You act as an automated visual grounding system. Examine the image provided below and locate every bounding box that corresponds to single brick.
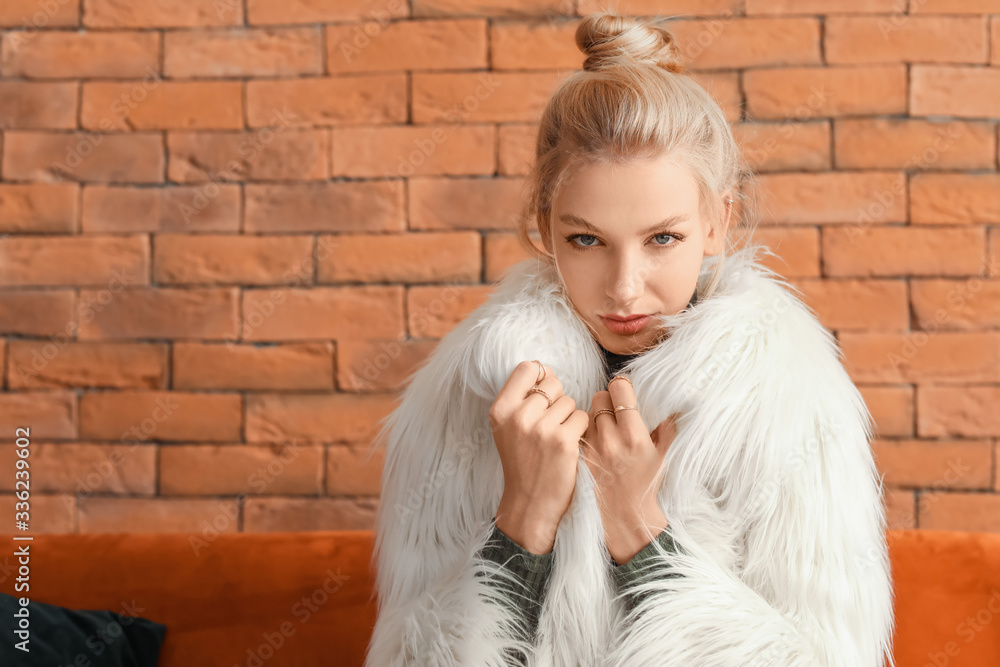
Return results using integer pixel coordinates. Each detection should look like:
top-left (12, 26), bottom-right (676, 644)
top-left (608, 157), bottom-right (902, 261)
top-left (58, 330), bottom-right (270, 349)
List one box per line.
top-left (733, 121), bottom-right (831, 172)
top-left (246, 393), bottom-right (398, 443)
top-left (245, 181), bottom-right (405, 233)
top-left (825, 16), bottom-right (988, 64)
top-left (247, 0), bottom-right (408, 24)
top-left (79, 390), bottom-right (242, 441)
top-left (911, 65), bottom-right (1000, 119)
top-left (240, 286), bottom-right (405, 340)
top-left (327, 19), bottom-right (487, 73)
top-left (910, 173), bottom-right (1000, 224)
top-left (247, 75), bottom-right (406, 127)
top-left (745, 66), bottom-right (906, 119)
top-left (76, 287), bottom-right (239, 340)
top-left (1, 29), bottom-right (160, 78)
top-left (84, 0), bottom-right (241, 27)
top-left (412, 71), bottom-right (563, 123)
top-left (2, 131), bottom-right (165, 183)
top-left (840, 332), bottom-right (1000, 384)
top-left (317, 232), bottom-right (481, 283)
top-left (788, 278), bottom-right (908, 330)
top-left (0, 235), bottom-right (149, 287)
top-left (409, 176), bottom-right (525, 230)
top-left (822, 226), bottom-right (985, 277)
top-left (7, 341), bottom-right (167, 389)
top-left (0, 183), bottom-right (79, 233)
top-left (160, 444), bottom-right (324, 495)
top-left (82, 81), bottom-right (243, 131)
top-left (331, 124), bottom-right (495, 178)
top-left (0, 0), bottom-right (79, 27)
top-left (173, 342), bottom-right (334, 390)
top-left (834, 119), bottom-right (995, 171)
top-left (167, 129), bottom-right (329, 182)
top-left (0, 390), bottom-right (77, 439)
top-left (165, 27), bottom-right (323, 77)
top-left (755, 172), bottom-right (907, 225)
top-left (0, 81), bottom-right (77, 129)
top-left (82, 185), bottom-right (241, 233)
top-left (153, 234), bottom-right (314, 285)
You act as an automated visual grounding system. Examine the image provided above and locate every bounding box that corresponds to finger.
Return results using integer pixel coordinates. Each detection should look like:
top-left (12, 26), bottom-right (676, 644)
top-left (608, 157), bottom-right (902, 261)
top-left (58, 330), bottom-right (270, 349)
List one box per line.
top-left (498, 360), bottom-right (548, 404)
top-left (652, 413), bottom-right (680, 449)
top-left (590, 390), bottom-right (615, 433)
top-left (540, 394), bottom-right (577, 427)
top-left (523, 371), bottom-right (565, 417)
top-left (607, 376), bottom-right (646, 440)
top-left (561, 408), bottom-right (590, 436)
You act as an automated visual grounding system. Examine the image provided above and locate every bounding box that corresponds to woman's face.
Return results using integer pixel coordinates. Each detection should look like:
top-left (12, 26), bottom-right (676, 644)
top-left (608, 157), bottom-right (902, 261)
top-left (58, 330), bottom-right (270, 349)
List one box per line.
top-left (544, 154), bottom-right (731, 355)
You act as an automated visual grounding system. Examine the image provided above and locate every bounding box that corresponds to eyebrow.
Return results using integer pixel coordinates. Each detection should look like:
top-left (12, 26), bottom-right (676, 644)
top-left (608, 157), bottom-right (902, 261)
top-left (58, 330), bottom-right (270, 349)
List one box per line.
top-left (559, 212), bottom-right (690, 236)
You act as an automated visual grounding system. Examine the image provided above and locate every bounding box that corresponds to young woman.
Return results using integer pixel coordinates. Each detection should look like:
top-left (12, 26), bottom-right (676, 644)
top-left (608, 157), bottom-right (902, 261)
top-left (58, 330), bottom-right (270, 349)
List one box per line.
top-left (365, 12), bottom-right (896, 667)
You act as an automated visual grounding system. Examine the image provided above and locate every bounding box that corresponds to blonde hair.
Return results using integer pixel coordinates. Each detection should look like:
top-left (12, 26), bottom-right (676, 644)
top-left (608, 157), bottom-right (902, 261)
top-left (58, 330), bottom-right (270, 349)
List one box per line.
top-left (516, 12), bottom-right (760, 301)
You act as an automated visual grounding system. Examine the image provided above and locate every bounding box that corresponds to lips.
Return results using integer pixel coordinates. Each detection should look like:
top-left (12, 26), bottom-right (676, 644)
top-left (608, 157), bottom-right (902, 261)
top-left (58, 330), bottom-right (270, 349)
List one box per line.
top-left (604, 314), bottom-right (649, 322)
top-left (600, 314), bottom-right (652, 335)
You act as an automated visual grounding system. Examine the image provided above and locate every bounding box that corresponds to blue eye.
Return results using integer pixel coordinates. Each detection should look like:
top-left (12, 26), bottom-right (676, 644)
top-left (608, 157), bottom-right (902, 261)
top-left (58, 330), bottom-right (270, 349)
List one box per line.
top-left (570, 234), bottom-right (599, 248)
top-left (652, 234), bottom-right (677, 246)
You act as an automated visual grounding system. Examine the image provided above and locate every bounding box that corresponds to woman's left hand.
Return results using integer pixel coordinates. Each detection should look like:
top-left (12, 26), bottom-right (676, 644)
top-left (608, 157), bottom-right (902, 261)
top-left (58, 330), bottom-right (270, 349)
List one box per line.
top-left (581, 376), bottom-right (680, 564)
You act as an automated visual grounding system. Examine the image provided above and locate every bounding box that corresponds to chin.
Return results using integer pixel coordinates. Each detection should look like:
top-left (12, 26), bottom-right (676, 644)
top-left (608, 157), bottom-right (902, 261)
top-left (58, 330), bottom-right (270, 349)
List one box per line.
top-left (602, 336), bottom-right (648, 355)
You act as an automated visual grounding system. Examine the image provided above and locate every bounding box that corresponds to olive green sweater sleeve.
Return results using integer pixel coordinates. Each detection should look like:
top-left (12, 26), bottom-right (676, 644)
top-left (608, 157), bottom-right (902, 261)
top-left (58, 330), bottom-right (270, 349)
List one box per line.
top-left (610, 527), bottom-right (683, 615)
top-left (478, 521), bottom-right (681, 661)
top-left (478, 518), bottom-right (554, 665)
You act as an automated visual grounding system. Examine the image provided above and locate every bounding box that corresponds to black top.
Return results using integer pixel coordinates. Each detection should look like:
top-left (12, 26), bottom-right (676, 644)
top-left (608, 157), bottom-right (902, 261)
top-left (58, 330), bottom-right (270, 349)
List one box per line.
top-left (599, 344), bottom-right (641, 379)
top-left (597, 288), bottom-right (700, 379)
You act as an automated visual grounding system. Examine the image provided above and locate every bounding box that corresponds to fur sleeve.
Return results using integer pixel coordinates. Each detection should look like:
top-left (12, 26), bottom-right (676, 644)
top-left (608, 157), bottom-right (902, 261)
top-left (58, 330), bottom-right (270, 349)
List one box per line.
top-left (607, 281), bottom-right (897, 667)
top-left (605, 413), bottom-right (897, 667)
top-left (363, 312), bottom-right (542, 666)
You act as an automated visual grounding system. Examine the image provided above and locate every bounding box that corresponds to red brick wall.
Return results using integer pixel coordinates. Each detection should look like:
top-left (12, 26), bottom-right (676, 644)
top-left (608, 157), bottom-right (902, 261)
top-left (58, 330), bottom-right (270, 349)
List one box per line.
top-left (0, 0), bottom-right (997, 535)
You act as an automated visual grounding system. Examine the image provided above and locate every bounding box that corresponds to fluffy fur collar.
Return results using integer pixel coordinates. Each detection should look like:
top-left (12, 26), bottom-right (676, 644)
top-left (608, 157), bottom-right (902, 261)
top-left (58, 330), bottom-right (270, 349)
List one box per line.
top-left (366, 245), bottom-right (896, 667)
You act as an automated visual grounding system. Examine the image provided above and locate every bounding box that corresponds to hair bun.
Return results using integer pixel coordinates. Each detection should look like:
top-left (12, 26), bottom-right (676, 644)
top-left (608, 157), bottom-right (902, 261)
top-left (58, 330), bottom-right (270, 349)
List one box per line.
top-left (576, 13), bottom-right (684, 74)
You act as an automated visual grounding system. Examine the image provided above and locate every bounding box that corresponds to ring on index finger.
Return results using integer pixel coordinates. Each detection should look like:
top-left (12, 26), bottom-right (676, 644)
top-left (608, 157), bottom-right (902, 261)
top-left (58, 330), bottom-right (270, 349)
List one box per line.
top-left (608, 376), bottom-right (642, 429)
top-left (533, 360), bottom-right (546, 385)
top-left (593, 408), bottom-right (615, 425)
top-left (526, 385), bottom-right (554, 408)
top-left (609, 375), bottom-right (632, 389)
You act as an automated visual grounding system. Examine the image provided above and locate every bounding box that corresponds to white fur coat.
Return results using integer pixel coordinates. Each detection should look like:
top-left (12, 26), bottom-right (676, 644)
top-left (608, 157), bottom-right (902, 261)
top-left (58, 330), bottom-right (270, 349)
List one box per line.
top-left (364, 245), bottom-right (897, 667)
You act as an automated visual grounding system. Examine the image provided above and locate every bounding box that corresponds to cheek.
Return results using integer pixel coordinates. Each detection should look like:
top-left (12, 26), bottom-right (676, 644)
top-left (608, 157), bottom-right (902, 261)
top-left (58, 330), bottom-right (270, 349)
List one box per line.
top-left (645, 251), bottom-right (690, 280)
top-left (554, 254), bottom-right (599, 303)
top-left (661, 241), bottom-right (704, 274)
top-left (646, 252), bottom-right (701, 296)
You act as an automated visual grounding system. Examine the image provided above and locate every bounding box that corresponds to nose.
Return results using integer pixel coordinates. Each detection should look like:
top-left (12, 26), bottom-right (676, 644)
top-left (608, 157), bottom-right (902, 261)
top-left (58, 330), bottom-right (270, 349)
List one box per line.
top-left (605, 251), bottom-right (645, 308)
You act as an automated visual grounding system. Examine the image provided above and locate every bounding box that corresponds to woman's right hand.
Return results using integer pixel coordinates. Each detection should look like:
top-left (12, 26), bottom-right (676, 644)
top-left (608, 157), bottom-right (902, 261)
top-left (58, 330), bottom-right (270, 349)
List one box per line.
top-left (488, 360), bottom-right (591, 555)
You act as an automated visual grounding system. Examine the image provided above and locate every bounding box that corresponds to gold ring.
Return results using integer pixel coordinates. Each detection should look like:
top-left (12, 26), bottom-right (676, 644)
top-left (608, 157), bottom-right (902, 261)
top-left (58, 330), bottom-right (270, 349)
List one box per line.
top-left (526, 386), bottom-right (554, 408)
top-left (533, 360), bottom-right (546, 385)
top-left (613, 404), bottom-right (637, 413)
top-left (593, 409), bottom-right (615, 423)
top-left (609, 375), bottom-right (633, 389)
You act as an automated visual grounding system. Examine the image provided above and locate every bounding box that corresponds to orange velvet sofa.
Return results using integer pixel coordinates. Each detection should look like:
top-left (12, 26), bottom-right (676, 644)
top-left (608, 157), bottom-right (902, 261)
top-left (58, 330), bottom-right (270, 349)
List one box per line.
top-left (2, 529), bottom-right (999, 666)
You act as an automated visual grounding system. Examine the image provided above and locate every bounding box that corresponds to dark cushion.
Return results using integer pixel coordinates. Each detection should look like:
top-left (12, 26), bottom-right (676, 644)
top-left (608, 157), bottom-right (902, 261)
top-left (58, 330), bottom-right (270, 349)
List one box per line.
top-left (0, 593), bottom-right (166, 666)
